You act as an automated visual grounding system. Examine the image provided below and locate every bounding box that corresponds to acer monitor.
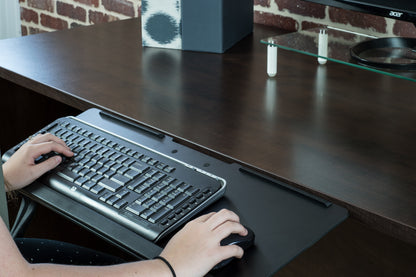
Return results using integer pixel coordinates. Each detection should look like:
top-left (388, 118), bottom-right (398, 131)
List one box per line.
top-left (303, 0), bottom-right (416, 70)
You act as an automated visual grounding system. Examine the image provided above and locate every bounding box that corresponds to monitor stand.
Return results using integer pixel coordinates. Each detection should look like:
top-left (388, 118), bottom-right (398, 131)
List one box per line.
top-left (261, 25), bottom-right (416, 82)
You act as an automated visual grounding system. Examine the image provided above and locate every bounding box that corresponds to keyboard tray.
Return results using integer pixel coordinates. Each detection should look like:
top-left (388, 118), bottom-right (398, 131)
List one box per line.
top-left (3, 108), bottom-right (348, 276)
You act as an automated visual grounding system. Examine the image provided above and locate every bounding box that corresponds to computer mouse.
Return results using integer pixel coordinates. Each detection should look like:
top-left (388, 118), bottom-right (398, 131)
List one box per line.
top-left (35, 151), bottom-right (71, 164)
top-left (212, 226), bottom-right (255, 271)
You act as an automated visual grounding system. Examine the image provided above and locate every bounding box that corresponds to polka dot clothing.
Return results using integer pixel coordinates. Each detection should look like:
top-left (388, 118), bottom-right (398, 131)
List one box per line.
top-left (15, 238), bottom-right (125, 265)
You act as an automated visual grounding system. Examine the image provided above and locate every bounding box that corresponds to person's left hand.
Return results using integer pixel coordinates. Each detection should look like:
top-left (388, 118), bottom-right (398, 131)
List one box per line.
top-left (2, 133), bottom-right (73, 191)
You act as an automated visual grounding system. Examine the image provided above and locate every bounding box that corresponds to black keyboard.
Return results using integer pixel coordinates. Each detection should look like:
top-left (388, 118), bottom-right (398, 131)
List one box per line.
top-left (8, 116), bottom-right (226, 241)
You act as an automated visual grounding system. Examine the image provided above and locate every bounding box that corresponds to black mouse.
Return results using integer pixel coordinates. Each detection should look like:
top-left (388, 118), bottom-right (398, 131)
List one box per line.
top-left (34, 151), bottom-right (71, 164)
top-left (212, 226), bottom-right (255, 270)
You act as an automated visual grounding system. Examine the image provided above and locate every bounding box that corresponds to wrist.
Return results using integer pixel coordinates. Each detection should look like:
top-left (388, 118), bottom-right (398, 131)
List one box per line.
top-left (154, 256), bottom-right (176, 277)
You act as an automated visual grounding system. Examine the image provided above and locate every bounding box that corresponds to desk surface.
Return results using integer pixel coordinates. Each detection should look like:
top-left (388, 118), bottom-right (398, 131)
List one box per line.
top-left (0, 18), bottom-right (415, 245)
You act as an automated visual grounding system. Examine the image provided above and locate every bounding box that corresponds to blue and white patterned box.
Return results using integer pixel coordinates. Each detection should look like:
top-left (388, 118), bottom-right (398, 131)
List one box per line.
top-left (141, 0), bottom-right (182, 50)
top-left (141, 0), bottom-right (253, 53)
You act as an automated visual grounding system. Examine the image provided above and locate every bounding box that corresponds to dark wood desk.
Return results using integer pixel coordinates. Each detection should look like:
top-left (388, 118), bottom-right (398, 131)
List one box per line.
top-left (1, 19), bottom-right (416, 275)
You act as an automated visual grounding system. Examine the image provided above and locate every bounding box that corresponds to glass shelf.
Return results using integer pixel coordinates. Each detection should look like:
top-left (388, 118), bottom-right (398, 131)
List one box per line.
top-left (261, 27), bottom-right (416, 82)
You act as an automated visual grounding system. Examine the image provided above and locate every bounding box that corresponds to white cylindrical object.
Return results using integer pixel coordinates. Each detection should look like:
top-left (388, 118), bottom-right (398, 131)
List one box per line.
top-left (318, 29), bottom-right (328, 65)
top-left (267, 45), bottom-right (278, 77)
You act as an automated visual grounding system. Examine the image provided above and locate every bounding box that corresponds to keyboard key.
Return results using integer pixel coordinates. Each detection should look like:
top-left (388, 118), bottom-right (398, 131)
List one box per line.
top-left (111, 173), bottom-right (130, 186)
top-left (56, 169), bottom-right (79, 182)
top-left (140, 209), bottom-right (154, 220)
top-left (140, 156), bottom-right (151, 163)
top-left (125, 169), bottom-right (140, 179)
top-left (106, 196), bottom-right (119, 205)
top-left (164, 166), bottom-right (175, 173)
top-left (152, 192), bottom-right (165, 202)
top-left (109, 152), bottom-right (121, 161)
top-left (160, 196), bottom-right (172, 206)
top-left (115, 155), bottom-right (128, 164)
top-left (90, 164), bottom-right (102, 172)
top-left (177, 182), bottom-right (190, 192)
top-left (117, 166), bottom-right (129, 175)
top-left (135, 194), bottom-right (148, 205)
top-left (75, 177), bottom-right (88, 186)
top-left (116, 189), bottom-right (130, 199)
top-left (149, 207), bottom-right (170, 223)
top-left (134, 184), bottom-right (150, 194)
top-left (145, 169), bottom-right (158, 178)
top-left (99, 191), bottom-right (113, 202)
top-left (151, 202), bottom-right (164, 212)
top-left (126, 202), bottom-right (146, 216)
top-left (102, 159), bottom-right (116, 168)
top-left (154, 182), bottom-right (168, 192)
top-left (161, 186), bottom-right (174, 195)
top-left (162, 176), bottom-right (176, 186)
top-left (123, 158), bottom-right (135, 167)
top-left (130, 162), bottom-right (149, 173)
top-left (82, 180), bottom-right (96, 190)
top-left (91, 174), bottom-right (102, 183)
top-left (110, 163), bottom-right (123, 172)
top-left (103, 170), bottom-right (115, 179)
top-left (143, 199), bottom-right (156, 209)
top-left (152, 172), bottom-right (166, 181)
top-left (185, 186), bottom-right (200, 196)
top-left (148, 159), bottom-right (158, 166)
top-left (90, 185), bottom-right (105, 194)
top-left (113, 199), bottom-right (127, 209)
top-left (156, 163), bottom-right (167, 170)
top-left (98, 178), bottom-right (122, 192)
top-left (167, 193), bottom-right (189, 209)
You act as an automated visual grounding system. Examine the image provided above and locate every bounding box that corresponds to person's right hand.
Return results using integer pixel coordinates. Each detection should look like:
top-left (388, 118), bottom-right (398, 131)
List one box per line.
top-left (159, 209), bottom-right (248, 277)
top-left (2, 133), bottom-right (73, 191)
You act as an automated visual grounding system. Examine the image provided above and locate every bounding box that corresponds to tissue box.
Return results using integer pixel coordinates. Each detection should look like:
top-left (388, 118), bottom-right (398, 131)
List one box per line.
top-left (141, 0), bottom-right (253, 53)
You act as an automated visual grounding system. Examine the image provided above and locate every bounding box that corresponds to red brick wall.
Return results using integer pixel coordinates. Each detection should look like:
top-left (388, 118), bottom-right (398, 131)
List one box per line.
top-left (19, 0), bottom-right (416, 37)
top-left (254, 0), bottom-right (416, 37)
top-left (20, 0), bottom-right (140, 35)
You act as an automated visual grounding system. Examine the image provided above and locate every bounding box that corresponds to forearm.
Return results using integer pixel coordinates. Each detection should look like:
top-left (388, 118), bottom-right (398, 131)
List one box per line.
top-left (25, 259), bottom-right (172, 277)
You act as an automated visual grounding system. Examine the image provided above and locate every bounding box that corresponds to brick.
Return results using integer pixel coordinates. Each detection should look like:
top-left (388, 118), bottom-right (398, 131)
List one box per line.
top-left (254, 11), bottom-right (298, 31)
top-left (329, 7), bottom-right (386, 33)
top-left (278, 0), bottom-right (325, 19)
top-left (89, 10), bottom-right (120, 25)
top-left (102, 0), bottom-right (134, 17)
top-left (29, 26), bottom-right (47, 34)
top-left (40, 14), bottom-right (69, 30)
top-left (301, 21), bottom-right (325, 30)
top-left (74, 0), bottom-right (99, 8)
top-left (20, 7), bottom-right (39, 24)
top-left (28, 0), bottom-right (54, 12)
top-left (21, 26), bottom-right (28, 36)
top-left (57, 1), bottom-right (86, 22)
top-left (393, 20), bottom-right (416, 37)
top-left (254, 0), bottom-right (271, 8)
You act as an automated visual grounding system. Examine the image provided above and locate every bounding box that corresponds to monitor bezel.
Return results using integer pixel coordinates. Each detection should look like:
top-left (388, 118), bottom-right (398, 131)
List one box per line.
top-left (302, 0), bottom-right (416, 24)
